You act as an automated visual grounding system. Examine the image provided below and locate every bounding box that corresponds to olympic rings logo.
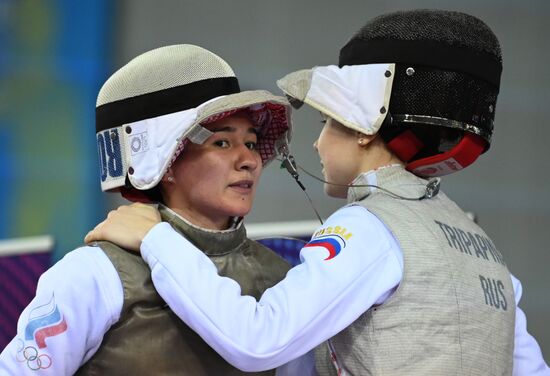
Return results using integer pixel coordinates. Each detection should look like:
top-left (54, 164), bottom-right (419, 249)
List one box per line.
top-left (16, 339), bottom-right (52, 370)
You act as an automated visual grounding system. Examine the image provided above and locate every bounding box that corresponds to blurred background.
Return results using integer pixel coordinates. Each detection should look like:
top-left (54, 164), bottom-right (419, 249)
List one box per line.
top-left (0, 0), bottom-right (548, 358)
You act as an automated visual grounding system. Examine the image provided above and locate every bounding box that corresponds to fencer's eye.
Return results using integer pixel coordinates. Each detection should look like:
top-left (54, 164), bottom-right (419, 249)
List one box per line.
top-left (214, 140), bottom-right (230, 148)
top-left (245, 141), bottom-right (257, 151)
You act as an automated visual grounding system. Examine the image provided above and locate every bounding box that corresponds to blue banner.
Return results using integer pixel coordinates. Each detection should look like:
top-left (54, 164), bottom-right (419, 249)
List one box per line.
top-left (0, 0), bottom-right (113, 260)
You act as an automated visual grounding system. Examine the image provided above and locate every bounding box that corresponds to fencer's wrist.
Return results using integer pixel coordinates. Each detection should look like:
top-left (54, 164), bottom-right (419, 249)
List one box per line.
top-left (141, 222), bottom-right (173, 265)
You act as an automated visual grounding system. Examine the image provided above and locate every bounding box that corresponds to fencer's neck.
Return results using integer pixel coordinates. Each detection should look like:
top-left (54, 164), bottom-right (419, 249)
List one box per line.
top-left (356, 135), bottom-right (404, 175)
top-left (162, 205), bottom-right (240, 232)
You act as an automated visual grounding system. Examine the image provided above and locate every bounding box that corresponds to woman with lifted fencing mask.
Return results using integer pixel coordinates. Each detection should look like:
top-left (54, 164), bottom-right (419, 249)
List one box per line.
top-left (85, 11), bottom-right (549, 375)
top-left (0, 44), bottom-right (300, 375)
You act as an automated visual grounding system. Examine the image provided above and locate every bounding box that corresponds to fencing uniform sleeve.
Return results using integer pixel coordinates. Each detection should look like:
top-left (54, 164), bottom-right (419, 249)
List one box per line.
top-left (275, 349), bottom-right (317, 376)
top-left (510, 274), bottom-right (550, 375)
top-left (140, 205), bottom-right (403, 371)
top-left (0, 246), bottom-right (123, 375)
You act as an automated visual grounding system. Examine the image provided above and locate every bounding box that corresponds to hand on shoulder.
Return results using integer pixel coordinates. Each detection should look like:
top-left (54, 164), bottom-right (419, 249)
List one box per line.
top-left (85, 203), bottom-right (161, 252)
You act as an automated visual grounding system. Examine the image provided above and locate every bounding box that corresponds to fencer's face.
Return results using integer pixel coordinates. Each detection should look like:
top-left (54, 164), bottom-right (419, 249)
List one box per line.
top-left (165, 114), bottom-right (262, 229)
top-left (314, 115), bottom-right (362, 198)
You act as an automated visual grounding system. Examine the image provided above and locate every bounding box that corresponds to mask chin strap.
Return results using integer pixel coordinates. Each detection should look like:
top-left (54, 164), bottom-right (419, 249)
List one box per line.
top-left (387, 130), bottom-right (487, 177)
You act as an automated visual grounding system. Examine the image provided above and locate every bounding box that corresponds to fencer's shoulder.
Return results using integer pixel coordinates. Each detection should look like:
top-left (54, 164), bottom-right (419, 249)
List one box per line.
top-left (44, 245), bottom-right (119, 286)
top-left (57, 245), bottom-right (112, 268)
top-left (318, 204), bottom-right (394, 242)
top-left (39, 246), bottom-right (123, 318)
top-left (326, 203), bottom-right (385, 225)
top-left (314, 204), bottom-right (393, 239)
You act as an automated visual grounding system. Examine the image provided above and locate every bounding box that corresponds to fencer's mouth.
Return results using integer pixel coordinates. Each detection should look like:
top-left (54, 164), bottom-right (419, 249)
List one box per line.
top-left (229, 180), bottom-right (254, 189)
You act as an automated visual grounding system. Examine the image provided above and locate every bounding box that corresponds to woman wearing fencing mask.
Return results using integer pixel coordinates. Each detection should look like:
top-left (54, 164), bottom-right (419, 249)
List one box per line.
top-left (0, 44), bottom-right (300, 375)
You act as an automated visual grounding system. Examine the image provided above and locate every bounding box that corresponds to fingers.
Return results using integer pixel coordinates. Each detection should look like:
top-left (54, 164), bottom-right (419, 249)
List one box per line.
top-left (84, 230), bottom-right (95, 244)
top-left (84, 221), bottom-right (105, 244)
top-left (82, 203), bottom-right (161, 251)
top-left (113, 203), bottom-right (161, 222)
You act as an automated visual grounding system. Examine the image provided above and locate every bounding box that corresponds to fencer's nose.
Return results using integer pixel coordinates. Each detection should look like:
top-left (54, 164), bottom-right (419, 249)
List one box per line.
top-left (236, 144), bottom-right (260, 172)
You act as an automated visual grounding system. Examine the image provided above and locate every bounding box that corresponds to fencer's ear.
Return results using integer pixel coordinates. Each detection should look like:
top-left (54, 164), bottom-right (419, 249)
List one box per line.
top-left (161, 167), bottom-right (176, 184)
top-left (356, 132), bottom-right (376, 147)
